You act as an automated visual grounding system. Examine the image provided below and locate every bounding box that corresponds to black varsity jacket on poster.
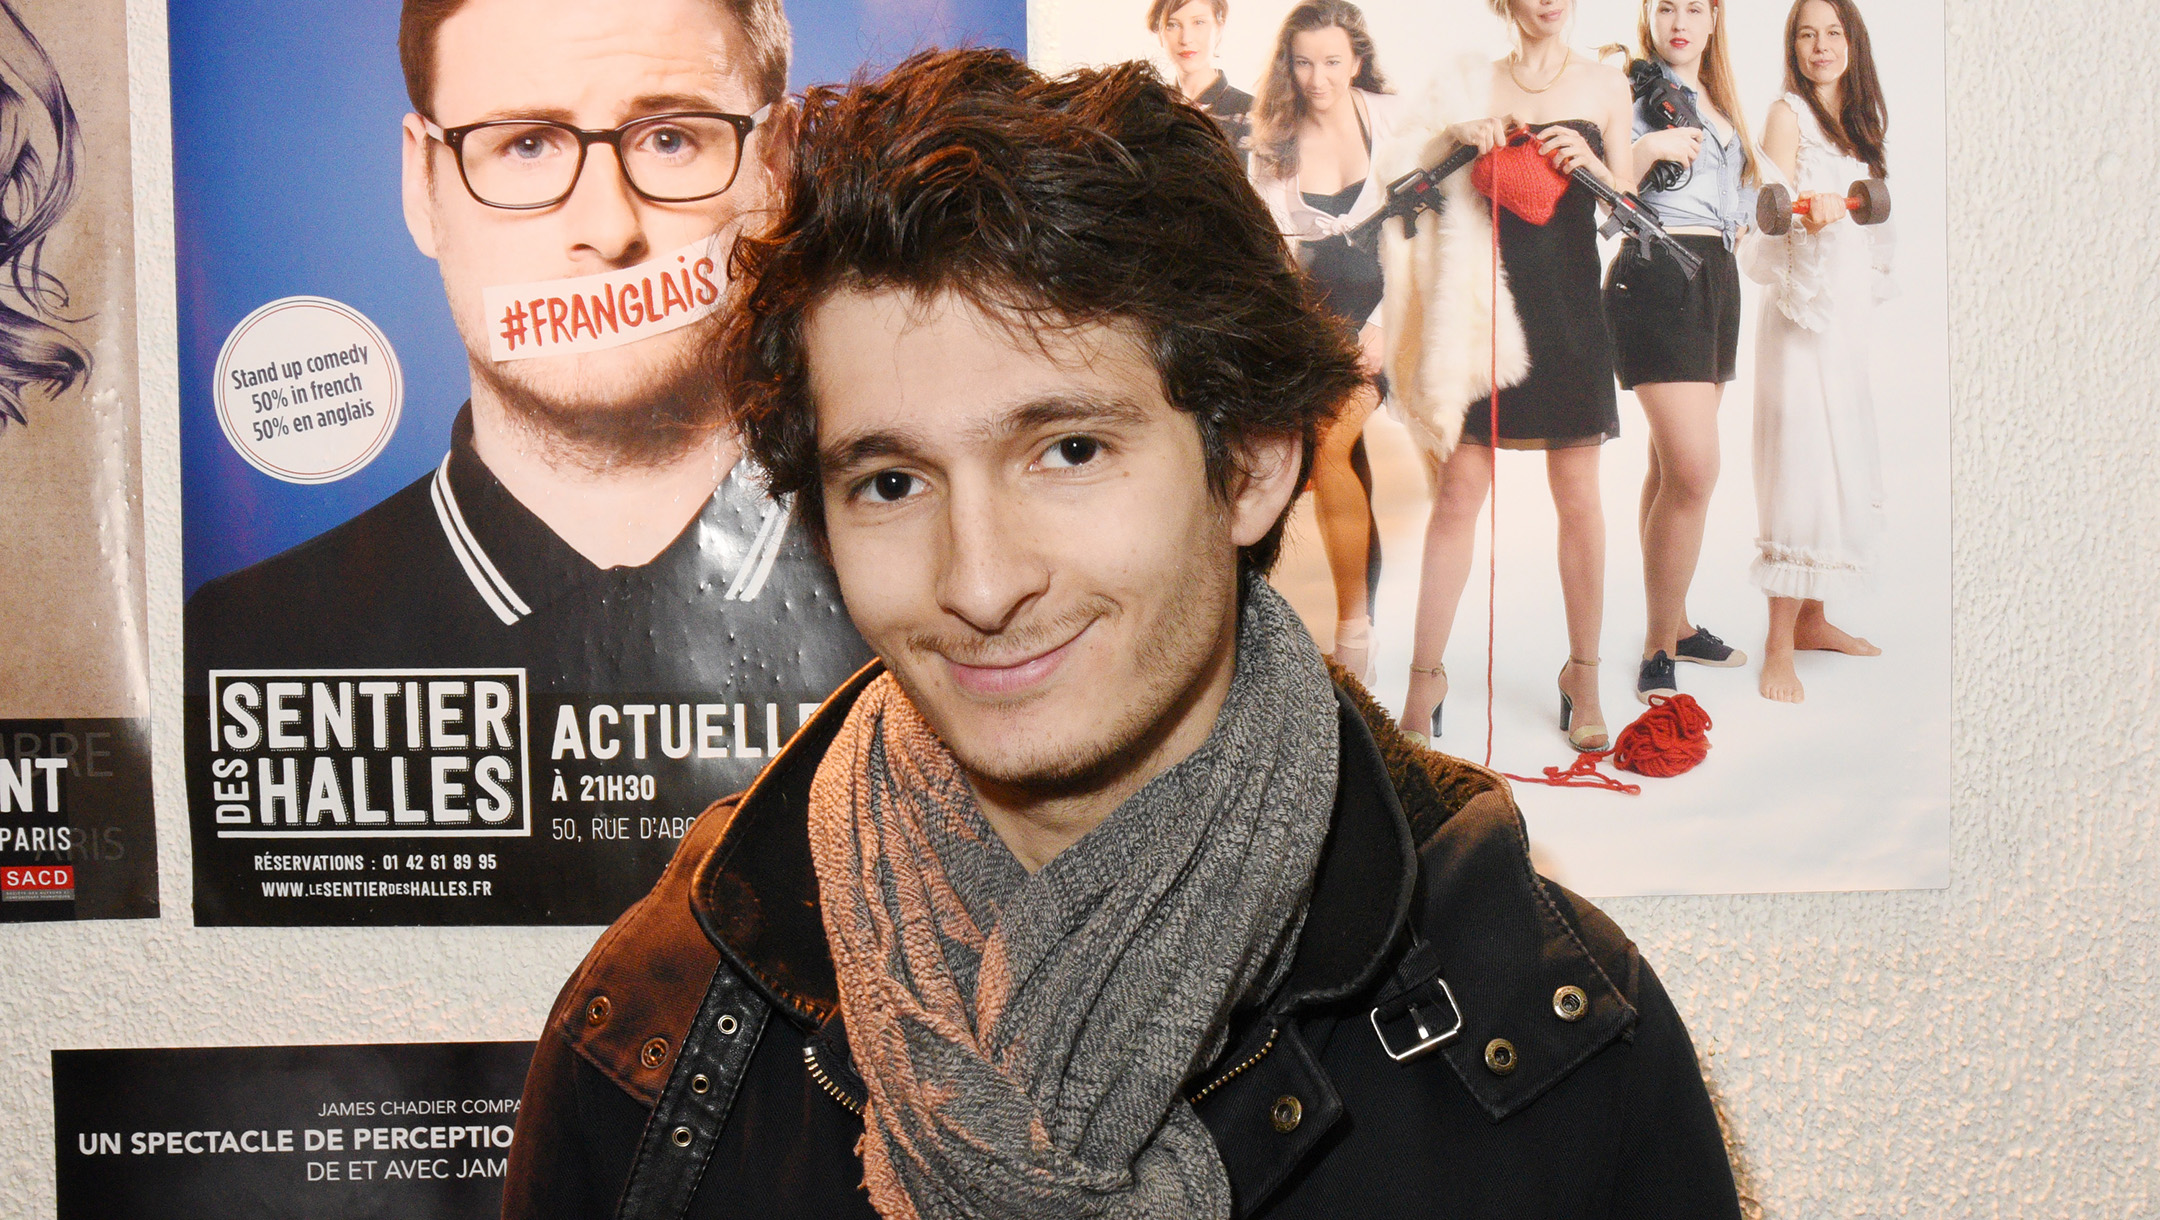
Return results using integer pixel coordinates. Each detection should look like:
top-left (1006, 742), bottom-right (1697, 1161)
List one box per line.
top-left (501, 666), bottom-right (1745, 1219)
top-left (183, 407), bottom-right (873, 925)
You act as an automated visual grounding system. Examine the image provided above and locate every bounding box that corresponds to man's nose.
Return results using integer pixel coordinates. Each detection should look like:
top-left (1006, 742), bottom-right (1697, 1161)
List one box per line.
top-left (561, 143), bottom-right (650, 267)
top-left (934, 479), bottom-right (1049, 636)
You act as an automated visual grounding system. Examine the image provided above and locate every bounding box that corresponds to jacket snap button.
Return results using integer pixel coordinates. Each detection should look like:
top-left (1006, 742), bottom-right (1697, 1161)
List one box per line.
top-left (1553, 985), bottom-right (1588, 1022)
top-left (641, 1037), bottom-right (670, 1069)
top-left (1269, 1095), bottom-right (1303, 1134)
top-left (691, 1074), bottom-right (711, 1095)
top-left (585, 996), bottom-right (611, 1026)
top-left (716, 1013), bottom-right (740, 1036)
top-left (670, 1125), bottom-right (693, 1148)
top-left (1484, 1038), bottom-right (1518, 1076)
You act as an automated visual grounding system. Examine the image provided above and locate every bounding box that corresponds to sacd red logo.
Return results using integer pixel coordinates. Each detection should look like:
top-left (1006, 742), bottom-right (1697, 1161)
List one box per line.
top-left (2, 865), bottom-right (74, 901)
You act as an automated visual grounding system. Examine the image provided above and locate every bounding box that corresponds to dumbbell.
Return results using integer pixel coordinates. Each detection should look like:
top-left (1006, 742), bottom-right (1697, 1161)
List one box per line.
top-left (1756, 179), bottom-right (1890, 235)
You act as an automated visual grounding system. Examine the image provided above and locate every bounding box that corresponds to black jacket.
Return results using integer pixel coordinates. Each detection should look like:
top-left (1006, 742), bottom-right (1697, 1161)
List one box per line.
top-left (502, 666), bottom-right (1742, 1219)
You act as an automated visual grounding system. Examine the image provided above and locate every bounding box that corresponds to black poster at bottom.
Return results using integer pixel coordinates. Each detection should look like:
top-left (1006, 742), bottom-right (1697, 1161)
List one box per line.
top-left (53, 1041), bottom-right (532, 1219)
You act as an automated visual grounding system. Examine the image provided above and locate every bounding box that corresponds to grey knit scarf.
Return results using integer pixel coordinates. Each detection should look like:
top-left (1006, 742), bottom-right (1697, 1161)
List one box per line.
top-left (806, 581), bottom-right (1340, 1220)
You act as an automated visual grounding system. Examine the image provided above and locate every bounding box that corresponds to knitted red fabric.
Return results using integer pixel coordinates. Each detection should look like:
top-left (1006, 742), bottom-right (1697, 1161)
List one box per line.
top-left (1472, 136), bottom-right (1568, 226)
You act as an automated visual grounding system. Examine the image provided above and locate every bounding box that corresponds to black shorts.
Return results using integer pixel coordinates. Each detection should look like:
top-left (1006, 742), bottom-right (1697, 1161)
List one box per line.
top-left (1603, 234), bottom-right (1739, 389)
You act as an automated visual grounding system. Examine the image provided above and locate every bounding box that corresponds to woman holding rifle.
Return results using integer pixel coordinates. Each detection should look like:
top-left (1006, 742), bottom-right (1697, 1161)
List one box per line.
top-left (1395, 0), bottom-right (1633, 752)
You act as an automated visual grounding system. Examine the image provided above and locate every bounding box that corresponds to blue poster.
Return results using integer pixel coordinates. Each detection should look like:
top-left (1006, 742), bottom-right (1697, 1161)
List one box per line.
top-left (174, 0), bottom-right (1025, 926)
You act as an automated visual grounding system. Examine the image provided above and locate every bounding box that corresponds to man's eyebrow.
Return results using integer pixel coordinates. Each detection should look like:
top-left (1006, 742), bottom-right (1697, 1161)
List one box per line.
top-left (460, 95), bottom-right (736, 128)
top-left (983, 394), bottom-right (1152, 444)
top-left (818, 394), bottom-right (1155, 475)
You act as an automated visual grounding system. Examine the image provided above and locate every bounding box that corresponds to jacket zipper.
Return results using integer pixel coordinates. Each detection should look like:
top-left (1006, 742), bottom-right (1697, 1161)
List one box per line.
top-left (1186, 1027), bottom-right (1279, 1105)
top-left (802, 1043), bottom-right (864, 1116)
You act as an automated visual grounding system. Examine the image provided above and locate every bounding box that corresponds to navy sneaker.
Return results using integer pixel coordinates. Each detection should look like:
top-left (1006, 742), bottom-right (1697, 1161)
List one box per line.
top-left (1674, 626), bottom-right (1747, 668)
top-left (1636, 650), bottom-right (1678, 704)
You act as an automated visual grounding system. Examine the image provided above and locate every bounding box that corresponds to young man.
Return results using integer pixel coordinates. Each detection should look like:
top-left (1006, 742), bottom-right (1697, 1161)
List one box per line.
top-left (182, 0), bottom-right (870, 924)
top-left (504, 49), bottom-right (1742, 1218)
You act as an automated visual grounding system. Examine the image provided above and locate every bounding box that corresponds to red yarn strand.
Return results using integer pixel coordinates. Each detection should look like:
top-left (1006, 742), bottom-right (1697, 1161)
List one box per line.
top-left (1504, 694), bottom-right (1714, 793)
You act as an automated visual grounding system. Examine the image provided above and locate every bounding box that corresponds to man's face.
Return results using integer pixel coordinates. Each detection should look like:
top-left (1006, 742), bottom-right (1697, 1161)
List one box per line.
top-left (401, 0), bottom-right (772, 428)
top-left (805, 288), bottom-right (1300, 796)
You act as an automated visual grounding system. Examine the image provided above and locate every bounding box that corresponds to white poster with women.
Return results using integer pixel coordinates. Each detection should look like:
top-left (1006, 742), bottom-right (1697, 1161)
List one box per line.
top-left (1038, 0), bottom-right (1949, 896)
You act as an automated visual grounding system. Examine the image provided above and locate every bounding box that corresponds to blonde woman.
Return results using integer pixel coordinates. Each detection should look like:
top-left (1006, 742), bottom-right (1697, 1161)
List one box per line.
top-left (1393, 0), bottom-right (1633, 751)
top-left (1249, 0), bottom-right (1398, 681)
top-left (1601, 0), bottom-right (1759, 705)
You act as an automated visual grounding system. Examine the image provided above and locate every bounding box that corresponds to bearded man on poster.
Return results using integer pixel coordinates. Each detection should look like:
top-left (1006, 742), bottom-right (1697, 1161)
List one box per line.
top-left (503, 49), bottom-right (1742, 1219)
top-left (194, 0), bottom-right (866, 668)
top-left (183, 0), bottom-right (872, 923)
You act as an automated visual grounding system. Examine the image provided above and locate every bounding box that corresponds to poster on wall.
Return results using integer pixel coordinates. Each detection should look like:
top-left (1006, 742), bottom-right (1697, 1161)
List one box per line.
top-left (1038, 0), bottom-right (1949, 896)
top-left (53, 1041), bottom-right (532, 1219)
top-left (0, 0), bottom-right (158, 922)
top-left (174, 0), bottom-right (1027, 926)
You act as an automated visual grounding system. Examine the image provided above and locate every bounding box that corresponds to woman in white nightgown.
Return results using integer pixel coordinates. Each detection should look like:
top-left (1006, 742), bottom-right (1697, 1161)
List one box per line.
top-left (1743, 0), bottom-right (1894, 703)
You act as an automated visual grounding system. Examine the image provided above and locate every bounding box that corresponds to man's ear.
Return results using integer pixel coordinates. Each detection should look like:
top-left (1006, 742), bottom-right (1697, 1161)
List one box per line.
top-left (1225, 429), bottom-right (1306, 550)
top-left (401, 114), bottom-right (442, 260)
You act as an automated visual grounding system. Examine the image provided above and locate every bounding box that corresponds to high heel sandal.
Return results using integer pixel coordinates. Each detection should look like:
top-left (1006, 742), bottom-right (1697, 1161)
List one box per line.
top-left (1557, 657), bottom-right (1608, 753)
top-left (1402, 662), bottom-right (1446, 748)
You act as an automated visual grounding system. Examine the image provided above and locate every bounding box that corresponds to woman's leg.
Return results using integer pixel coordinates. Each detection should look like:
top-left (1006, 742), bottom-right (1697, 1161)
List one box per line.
top-left (1635, 382), bottom-right (1724, 658)
top-left (1793, 598), bottom-right (1880, 655)
top-left (1312, 384), bottom-right (1381, 670)
top-left (1761, 595), bottom-right (1805, 702)
top-left (1549, 445), bottom-right (1608, 747)
top-left (1400, 441), bottom-right (1494, 735)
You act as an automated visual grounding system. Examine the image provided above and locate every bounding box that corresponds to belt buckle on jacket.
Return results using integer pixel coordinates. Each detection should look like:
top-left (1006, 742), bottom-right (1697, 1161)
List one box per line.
top-left (1369, 974), bottom-right (1463, 1062)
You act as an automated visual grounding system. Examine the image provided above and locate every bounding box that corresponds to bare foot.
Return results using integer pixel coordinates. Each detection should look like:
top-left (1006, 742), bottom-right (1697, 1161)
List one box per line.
top-left (1759, 649), bottom-right (1805, 702)
top-left (1792, 610), bottom-right (1881, 656)
top-left (1797, 600), bottom-right (1883, 656)
top-left (1559, 660), bottom-right (1608, 751)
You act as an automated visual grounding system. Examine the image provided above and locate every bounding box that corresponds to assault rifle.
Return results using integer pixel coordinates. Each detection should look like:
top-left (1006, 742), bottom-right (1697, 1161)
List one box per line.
top-left (1345, 143), bottom-right (1480, 253)
top-left (1346, 134), bottom-right (1703, 280)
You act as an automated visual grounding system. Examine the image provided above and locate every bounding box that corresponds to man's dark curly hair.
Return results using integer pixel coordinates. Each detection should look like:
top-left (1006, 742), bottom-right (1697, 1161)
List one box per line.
top-left (716, 46), bottom-right (1366, 575)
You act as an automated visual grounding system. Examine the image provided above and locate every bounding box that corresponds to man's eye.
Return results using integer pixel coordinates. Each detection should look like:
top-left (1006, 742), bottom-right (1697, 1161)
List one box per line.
top-left (1041, 436), bottom-right (1100, 469)
top-left (862, 470), bottom-right (918, 503)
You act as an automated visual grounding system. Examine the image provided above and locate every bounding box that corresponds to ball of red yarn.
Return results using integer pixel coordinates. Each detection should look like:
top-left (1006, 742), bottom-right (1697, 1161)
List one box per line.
top-left (1610, 694), bottom-right (1713, 777)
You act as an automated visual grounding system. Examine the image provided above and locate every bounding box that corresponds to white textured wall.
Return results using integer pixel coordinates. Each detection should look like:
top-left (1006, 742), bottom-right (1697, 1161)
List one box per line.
top-left (0, 0), bottom-right (2153, 1215)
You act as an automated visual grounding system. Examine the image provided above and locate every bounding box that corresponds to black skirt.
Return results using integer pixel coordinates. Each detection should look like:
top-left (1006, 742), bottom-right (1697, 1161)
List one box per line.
top-left (1462, 120), bottom-right (1619, 450)
top-left (1603, 234), bottom-right (1741, 389)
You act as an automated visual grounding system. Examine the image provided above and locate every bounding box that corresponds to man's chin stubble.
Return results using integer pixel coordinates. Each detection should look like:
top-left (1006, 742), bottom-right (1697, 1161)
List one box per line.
top-left (467, 321), bottom-right (731, 472)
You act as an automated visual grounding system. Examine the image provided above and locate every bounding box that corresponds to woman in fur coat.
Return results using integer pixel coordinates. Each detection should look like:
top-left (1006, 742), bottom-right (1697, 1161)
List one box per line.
top-left (1381, 0), bottom-right (1633, 753)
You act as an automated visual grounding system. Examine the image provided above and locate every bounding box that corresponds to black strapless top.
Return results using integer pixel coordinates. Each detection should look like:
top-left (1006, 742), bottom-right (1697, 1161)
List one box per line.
top-left (1462, 118), bottom-right (1619, 449)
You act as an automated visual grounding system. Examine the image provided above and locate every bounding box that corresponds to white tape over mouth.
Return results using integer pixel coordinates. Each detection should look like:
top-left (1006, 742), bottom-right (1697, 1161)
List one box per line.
top-left (482, 235), bottom-right (726, 362)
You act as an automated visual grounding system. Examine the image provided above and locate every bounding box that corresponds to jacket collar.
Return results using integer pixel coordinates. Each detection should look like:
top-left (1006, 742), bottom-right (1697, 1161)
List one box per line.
top-left (688, 662), bottom-right (1416, 1030)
